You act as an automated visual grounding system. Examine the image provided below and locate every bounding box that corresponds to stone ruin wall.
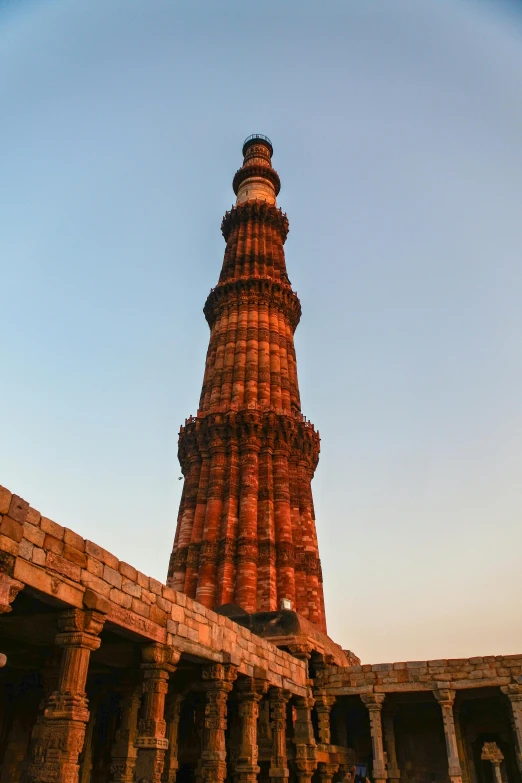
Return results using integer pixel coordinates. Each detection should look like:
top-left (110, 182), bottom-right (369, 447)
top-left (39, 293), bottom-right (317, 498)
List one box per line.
top-left (0, 484), bottom-right (307, 693)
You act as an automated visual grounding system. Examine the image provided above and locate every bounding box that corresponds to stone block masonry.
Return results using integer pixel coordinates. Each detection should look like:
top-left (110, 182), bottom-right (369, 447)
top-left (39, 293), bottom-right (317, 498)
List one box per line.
top-left (0, 484), bottom-right (307, 693)
top-left (167, 136), bottom-right (326, 632)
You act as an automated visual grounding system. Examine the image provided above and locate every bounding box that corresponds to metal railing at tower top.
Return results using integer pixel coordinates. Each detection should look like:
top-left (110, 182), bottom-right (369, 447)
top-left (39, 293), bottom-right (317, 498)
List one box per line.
top-left (242, 134), bottom-right (273, 155)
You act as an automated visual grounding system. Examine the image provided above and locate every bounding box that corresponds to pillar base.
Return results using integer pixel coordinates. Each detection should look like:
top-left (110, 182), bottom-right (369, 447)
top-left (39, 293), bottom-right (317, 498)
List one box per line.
top-left (134, 747), bottom-right (168, 783)
top-left (269, 768), bottom-right (289, 779)
top-left (235, 768), bottom-right (260, 783)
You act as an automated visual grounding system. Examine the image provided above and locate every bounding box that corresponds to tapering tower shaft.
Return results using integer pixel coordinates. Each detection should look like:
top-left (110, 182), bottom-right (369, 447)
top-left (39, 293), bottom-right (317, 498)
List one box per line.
top-left (167, 136), bottom-right (326, 633)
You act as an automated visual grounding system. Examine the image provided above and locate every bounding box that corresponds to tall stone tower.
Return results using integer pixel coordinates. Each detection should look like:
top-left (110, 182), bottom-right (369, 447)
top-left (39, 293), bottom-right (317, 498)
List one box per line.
top-left (167, 135), bottom-right (326, 633)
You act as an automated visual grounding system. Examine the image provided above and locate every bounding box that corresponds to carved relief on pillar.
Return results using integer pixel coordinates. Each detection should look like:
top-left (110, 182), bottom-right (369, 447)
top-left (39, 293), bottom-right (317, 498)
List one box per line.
top-left (433, 689), bottom-right (463, 783)
top-left (382, 709), bottom-right (400, 783)
top-left (199, 663), bottom-right (238, 783)
top-left (162, 693), bottom-right (185, 783)
top-left (317, 762), bottom-right (339, 783)
top-left (109, 686), bottom-right (141, 783)
top-left (360, 694), bottom-right (387, 783)
top-left (268, 687), bottom-right (291, 782)
top-left (313, 691), bottom-right (335, 746)
top-left (293, 694), bottom-right (317, 783)
top-left (134, 644), bottom-right (180, 783)
top-left (234, 675), bottom-right (269, 783)
top-left (26, 604), bottom-right (107, 783)
top-left (501, 683), bottom-right (522, 777)
top-left (0, 571), bottom-right (24, 614)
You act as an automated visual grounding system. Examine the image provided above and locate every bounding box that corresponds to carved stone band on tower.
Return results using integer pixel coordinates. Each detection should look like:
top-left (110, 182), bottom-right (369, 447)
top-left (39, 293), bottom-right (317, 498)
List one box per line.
top-left (167, 135), bottom-right (327, 633)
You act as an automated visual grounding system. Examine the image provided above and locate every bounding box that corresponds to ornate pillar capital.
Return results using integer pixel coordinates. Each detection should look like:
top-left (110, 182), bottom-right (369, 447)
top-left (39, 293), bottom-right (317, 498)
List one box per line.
top-left (236, 673), bottom-right (269, 702)
top-left (55, 607), bottom-right (106, 652)
top-left (202, 662), bottom-right (239, 691)
top-left (433, 688), bottom-right (456, 707)
top-left (0, 572), bottom-right (23, 614)
top-left (360, 693), bottom-right (386, 710)
top-left (501, 683), bottom-right (522, 700)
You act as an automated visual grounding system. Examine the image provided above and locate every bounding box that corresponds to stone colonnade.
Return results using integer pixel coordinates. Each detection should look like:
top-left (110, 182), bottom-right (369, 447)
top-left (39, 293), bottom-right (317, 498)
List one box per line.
top-left (0, 593), bottom-right (324, 783)
top-left (358, 685), bottom-right (522, 783)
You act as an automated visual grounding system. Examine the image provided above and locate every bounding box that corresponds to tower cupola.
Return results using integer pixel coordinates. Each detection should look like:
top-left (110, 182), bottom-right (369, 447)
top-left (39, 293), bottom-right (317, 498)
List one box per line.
top-left (233, 134), bottom-right (281, 205)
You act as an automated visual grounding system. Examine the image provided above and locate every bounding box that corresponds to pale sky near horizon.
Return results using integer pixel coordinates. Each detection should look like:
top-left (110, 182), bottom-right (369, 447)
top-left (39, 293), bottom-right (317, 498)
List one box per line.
top-left (2, 0), bottom-right (522, 664)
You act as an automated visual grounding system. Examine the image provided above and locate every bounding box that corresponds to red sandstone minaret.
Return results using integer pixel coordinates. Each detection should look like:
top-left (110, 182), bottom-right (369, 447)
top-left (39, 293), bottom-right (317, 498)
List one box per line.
top-left (167, 135), bottom-right (326, 633)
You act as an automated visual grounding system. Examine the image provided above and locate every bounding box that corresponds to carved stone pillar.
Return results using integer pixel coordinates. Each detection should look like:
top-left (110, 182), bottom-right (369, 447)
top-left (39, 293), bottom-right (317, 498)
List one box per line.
top-left (134, 644), bottom-right (180, 783)
top-left (317, 762), bottom-right (338, 783)
top-left (481, 742), bottom-right (504, 783)
top-left (453, 703), bottom-right (470, 783)
top-left (293, 694), bottom-right (317, 783)
top-left (198, 663), bottom-right (238, 783)
top-left (19, 650), bottom-right (62, 782)
top-left (26, 604), bottom-right (107, 783)
top-left (382, 710), bottom-right (400, 783)
top-left (313, 692), bottom-right (335, 746)
top-left (162, 693), bottom-right (184, 783)
top-left (268, 687), bottom-right (290, 783)
top-left (360, 694), bottom-right (387, 783)
top-left (79, 693), bottom-right (103, 783)
top-left (235, 675), bottom-right (269, 783)
top-left (109, 686), bottom-right (141, 783)
top-left (501, 683), bottom-right (522, 776)
top-left (433, 689), bottom-right (463, 783)
top-left (1, 712), bottom-right (31, 783)
top-left (0, 572), bottom-right (23, 614)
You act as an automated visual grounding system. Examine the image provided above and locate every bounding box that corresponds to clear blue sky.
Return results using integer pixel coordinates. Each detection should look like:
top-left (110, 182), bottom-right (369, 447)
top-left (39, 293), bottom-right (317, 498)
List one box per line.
top-left (2, 0), bottom-right (522, 663)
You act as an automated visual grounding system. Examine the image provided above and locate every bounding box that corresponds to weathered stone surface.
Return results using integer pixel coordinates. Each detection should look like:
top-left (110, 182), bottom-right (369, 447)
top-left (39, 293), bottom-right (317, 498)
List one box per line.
top-left (165, 138), bottom-right (326, 633)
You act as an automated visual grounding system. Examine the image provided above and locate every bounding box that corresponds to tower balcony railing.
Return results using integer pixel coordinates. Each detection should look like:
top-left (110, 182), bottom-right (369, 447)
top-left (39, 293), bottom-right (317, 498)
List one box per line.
top-left (242, 133), bottom-right (274, 155)
top-left (243, 133), bottom-right (272, 146)
top-left (182, 407), bottom-right (318, 432)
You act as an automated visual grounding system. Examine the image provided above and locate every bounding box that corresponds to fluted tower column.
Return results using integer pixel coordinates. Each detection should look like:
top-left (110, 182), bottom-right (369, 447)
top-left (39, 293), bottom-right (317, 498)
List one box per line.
top-left (167, 135), bottom-right (326, 633)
